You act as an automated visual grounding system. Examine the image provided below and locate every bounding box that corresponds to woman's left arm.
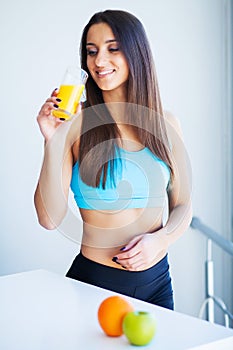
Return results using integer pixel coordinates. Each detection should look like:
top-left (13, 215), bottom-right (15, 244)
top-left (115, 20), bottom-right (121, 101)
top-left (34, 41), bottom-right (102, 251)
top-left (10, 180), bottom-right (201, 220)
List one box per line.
top-left (115, 113), bottom-right (192, 270)
top-left (160, 111), bottom-right (193, 245)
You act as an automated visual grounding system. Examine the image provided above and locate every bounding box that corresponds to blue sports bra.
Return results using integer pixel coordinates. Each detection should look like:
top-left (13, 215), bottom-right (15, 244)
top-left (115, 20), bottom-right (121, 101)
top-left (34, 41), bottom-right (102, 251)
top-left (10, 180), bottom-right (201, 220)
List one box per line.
top-left (70, 147), bottom-right (170, 210)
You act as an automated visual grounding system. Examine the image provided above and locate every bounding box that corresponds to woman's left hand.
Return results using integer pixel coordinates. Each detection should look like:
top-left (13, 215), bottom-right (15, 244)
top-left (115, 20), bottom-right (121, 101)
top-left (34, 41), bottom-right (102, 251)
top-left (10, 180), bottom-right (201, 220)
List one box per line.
top-left (113, 230), bottom-right (169, 271)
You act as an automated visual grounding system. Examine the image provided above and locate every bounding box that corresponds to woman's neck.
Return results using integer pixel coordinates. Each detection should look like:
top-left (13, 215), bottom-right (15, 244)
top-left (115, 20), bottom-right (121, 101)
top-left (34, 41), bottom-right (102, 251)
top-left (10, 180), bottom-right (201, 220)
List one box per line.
top-left (102, 85), bottom-right (127, 104)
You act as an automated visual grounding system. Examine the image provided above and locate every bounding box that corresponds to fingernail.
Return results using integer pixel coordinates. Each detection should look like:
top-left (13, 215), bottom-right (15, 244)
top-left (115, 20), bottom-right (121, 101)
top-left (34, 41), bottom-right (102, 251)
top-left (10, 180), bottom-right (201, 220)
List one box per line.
top-left (53, 104), bottom-right (59, 108)
top-left (112, 257), bottom-right (118, 263)
top-left (120, 246), bottom-right (126, 251)
top-left (56, 98), bottom-right (62, 102)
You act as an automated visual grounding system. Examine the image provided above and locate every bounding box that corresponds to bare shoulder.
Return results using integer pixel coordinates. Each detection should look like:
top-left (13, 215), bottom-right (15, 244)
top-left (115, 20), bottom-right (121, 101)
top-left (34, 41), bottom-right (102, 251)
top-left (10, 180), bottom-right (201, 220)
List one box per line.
top-left (163, 110), bottom-right (183, 140)
top-left (164, 110), bottom-right (182, 133)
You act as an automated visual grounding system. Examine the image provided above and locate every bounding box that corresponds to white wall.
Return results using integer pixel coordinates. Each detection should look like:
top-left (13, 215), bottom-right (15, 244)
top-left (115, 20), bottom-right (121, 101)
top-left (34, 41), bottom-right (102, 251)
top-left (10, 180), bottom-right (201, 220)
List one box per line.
top-left (0, 0), bottom-right (231, 325)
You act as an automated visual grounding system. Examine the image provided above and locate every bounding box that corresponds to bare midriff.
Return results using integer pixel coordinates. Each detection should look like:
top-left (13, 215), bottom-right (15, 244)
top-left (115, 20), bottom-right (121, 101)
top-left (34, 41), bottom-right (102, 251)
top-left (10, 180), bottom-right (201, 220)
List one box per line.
top-left (79, 206), bottom-right (166, 270)
top-left (72, 136), bottom-right (168, 270)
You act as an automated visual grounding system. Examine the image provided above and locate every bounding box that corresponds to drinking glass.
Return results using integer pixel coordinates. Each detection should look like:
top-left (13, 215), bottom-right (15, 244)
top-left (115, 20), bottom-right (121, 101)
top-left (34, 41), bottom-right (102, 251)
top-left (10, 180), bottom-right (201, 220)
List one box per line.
top-left (52, 66), bottom-right (88, 120)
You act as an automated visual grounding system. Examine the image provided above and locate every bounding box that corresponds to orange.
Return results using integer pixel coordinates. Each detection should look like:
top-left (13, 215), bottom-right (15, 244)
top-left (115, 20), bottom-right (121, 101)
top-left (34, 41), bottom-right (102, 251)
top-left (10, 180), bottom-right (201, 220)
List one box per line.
top-left (97, 295), bottom-right (134, 337)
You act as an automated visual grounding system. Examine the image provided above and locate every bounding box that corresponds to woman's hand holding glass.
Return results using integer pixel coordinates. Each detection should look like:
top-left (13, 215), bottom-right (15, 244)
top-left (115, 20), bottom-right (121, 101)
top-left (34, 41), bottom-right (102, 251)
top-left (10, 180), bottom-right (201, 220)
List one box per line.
top-left (36, 89), bottom-right (65, 142)
top-left (37, 89), bottom-right (83, 143)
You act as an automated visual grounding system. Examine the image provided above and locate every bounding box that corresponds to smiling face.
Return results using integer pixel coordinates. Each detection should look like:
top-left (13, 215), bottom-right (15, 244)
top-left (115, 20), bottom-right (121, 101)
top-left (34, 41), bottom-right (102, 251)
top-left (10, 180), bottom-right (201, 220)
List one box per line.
top-left (86, 22), bottom-right (129, 101)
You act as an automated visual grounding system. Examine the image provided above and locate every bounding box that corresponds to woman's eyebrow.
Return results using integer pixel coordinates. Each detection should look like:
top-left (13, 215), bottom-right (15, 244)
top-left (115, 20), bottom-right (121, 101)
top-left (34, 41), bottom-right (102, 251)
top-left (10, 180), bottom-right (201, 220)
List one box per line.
top-left (86, 39), bottom-right (117, 46)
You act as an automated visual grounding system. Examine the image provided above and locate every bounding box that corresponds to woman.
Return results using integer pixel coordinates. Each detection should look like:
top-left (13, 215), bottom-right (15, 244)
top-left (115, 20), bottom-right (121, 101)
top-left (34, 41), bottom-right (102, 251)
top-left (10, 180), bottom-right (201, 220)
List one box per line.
top-left (34, 10), bottom-right (192, 310)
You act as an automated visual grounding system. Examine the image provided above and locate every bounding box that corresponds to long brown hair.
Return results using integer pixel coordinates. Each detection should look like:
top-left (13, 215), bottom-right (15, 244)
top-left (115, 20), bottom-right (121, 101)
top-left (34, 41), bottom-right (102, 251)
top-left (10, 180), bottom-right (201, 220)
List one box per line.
top-left (79, 10), bottom-right (174, 188)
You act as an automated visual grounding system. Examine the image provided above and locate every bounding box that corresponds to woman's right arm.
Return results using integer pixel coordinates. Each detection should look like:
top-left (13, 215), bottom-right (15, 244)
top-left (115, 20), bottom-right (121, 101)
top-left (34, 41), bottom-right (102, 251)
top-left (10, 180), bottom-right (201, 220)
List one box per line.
top-left (34, 91), bottom-right (77, 230)
top-left (34, 144), bottom-right (73, 230)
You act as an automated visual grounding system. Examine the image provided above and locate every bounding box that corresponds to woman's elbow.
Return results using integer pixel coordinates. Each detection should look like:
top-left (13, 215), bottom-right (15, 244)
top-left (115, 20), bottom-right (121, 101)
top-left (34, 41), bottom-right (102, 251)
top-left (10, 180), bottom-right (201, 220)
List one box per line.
top-left (37, 216), bottom-right (57, 230)
top-left (35, 208), bottom-right (64, 230)
top-left (34, 197), bottom-right (66, 230)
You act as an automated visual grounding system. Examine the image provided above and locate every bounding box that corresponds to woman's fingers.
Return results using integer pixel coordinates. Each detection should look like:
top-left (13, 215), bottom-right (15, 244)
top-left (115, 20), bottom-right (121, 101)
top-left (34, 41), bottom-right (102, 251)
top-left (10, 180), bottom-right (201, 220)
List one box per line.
top-left (51, 88), bottom-right (58, 97)
top-left (75, 103), bottom-right (82, 115)
top-left (119, 254), bottom-right (145, 271)
top-left (36, 90), bottom-right (65, 141)
top-left (45, 96), bottom-right (61, 104)
top-left (115, 249), bottom-right (142, 270)
top-left (39, 96), bottom-right (61, 117)
top-left (38, 103), bottom-right (54, 117)
top-left (38, 88), bottom-right (60, 117)
top-left (112, 233), bottom-right (161, 271)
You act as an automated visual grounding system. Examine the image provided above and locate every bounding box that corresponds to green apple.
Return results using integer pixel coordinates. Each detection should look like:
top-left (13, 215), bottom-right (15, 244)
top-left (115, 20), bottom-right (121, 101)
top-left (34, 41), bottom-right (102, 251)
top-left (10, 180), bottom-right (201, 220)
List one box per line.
top-left (122, 311), bottom-right (157, 346)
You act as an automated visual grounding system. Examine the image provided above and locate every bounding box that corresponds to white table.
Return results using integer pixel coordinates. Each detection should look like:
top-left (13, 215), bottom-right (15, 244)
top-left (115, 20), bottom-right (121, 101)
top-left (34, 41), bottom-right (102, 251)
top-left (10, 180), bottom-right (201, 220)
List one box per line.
top-left (0, 270), bottom-right (232, 350)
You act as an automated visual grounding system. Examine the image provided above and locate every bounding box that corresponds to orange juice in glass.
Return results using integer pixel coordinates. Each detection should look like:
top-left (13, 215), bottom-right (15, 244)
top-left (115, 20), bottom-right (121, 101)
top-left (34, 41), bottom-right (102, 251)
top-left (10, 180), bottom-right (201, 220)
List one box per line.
top-left (52, 66), bottom-right (88, 120)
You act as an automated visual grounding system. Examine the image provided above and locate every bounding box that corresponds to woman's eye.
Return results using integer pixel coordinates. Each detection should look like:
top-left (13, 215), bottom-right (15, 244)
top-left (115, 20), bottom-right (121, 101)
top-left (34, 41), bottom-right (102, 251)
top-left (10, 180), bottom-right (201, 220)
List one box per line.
top-left (109, 47), bottom-right (120, 53)
top-left (87, 50), bottom-right (97, 56)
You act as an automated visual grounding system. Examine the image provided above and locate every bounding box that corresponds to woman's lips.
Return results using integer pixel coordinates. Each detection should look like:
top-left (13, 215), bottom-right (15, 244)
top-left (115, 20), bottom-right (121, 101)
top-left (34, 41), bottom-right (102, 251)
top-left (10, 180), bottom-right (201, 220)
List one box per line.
top-left (96, 69), bottom-right (115, 77)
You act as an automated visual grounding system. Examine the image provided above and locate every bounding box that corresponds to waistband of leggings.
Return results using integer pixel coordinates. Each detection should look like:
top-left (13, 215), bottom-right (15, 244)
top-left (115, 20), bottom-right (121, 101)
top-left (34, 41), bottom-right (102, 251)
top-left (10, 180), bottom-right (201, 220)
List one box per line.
top-left (78, 251), bottom-right (169, 286)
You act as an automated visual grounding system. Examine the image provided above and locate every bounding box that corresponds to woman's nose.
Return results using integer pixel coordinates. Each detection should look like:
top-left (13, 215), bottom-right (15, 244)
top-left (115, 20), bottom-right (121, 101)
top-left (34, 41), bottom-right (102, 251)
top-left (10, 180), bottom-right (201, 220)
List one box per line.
top-left (95, 50), bottom-right (108, 67)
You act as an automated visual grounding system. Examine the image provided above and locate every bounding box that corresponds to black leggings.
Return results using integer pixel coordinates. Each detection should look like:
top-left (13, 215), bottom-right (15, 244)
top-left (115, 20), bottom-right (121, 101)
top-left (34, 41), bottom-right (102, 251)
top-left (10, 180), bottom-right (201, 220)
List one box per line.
top-left (66, 252), bottom-right (174, 310)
